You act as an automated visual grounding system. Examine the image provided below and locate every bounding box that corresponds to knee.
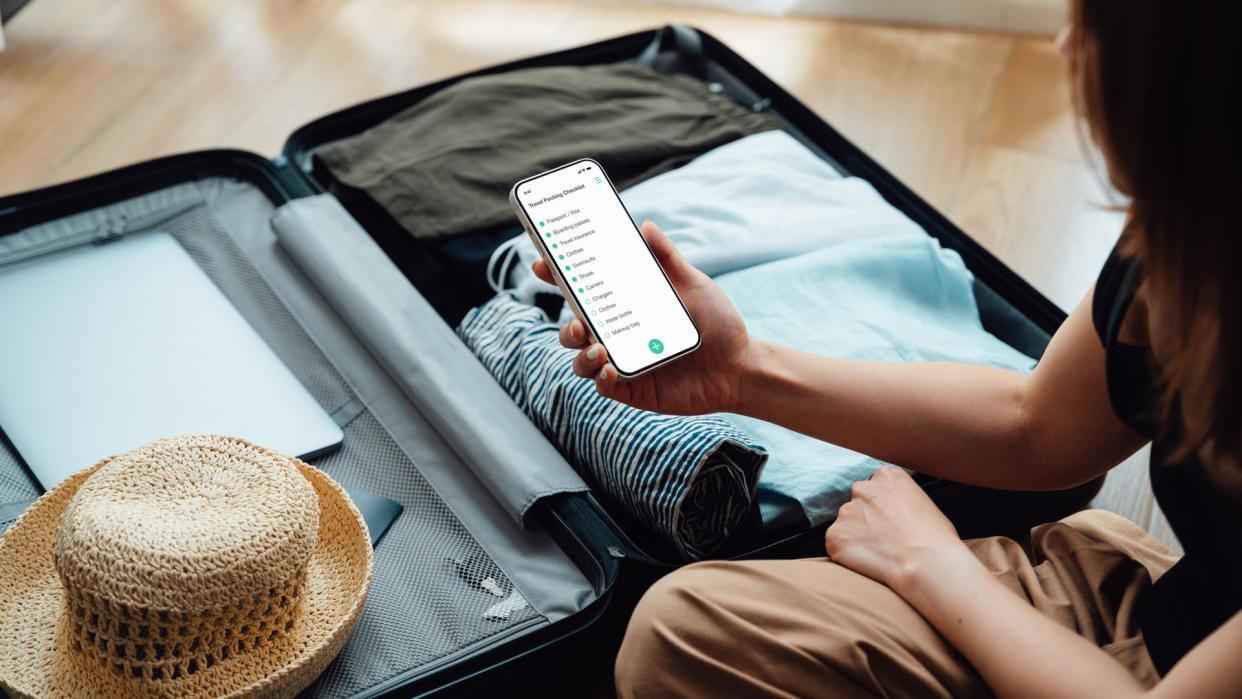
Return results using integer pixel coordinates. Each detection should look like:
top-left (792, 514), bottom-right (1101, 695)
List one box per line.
top-left (614, 559), bottom-right (943, 699)
top-left (614, 563), bottom-right (732, 697)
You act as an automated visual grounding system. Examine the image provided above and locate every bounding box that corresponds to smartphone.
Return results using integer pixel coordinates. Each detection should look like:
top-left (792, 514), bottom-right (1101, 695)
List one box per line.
top-left (509, 159), bottom-right (701, 378)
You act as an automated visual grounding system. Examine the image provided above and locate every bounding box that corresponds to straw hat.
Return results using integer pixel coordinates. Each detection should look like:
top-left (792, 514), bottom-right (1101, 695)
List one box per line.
top-left (0, 434), bottom-right (373, 699)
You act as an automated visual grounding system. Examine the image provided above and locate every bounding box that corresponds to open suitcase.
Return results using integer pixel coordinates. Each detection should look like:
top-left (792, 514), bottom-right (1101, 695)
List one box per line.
top-left (0, 26), bottom-right (1102, 698)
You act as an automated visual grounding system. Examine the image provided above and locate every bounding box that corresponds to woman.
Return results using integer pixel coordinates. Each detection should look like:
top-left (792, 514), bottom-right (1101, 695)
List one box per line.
top-left (533, 2), bottom-right (1241, 697)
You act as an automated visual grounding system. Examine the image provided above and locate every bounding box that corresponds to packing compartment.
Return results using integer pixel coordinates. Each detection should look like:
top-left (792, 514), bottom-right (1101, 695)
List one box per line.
top-left (0, 158), bottom-right (611, 698)
top-left (280, 25), bottom-right (1101, 562)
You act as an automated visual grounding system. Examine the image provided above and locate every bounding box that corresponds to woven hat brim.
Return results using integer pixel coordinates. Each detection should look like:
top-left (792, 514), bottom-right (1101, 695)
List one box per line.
top-left (0, 459), bottom-right (374, 699)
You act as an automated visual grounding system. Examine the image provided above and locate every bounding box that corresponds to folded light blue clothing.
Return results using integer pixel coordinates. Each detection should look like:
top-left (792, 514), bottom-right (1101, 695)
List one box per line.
top-left (715, 237), bottom-right (1038, 527)
top-left (493, 130), bottom-right (926, 310)
top-left (458, 295), bottom-right (768, 561)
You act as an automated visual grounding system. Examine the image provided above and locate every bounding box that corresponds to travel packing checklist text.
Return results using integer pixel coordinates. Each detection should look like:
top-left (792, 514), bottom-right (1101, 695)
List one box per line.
top-left (518, 163), bottom-right (698, 373)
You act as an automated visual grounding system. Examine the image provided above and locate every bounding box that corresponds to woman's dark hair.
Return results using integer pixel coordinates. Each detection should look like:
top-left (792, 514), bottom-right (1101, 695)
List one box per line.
top-left (1071, 0), bottom-right (1241, 463)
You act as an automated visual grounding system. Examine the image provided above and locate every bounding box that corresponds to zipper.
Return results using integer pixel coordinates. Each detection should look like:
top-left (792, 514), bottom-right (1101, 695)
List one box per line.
top-left (732, 527), bottom-right (822, 560)
top-left (351, 615), bottom-right (545, 699)
top-left (0, 199), bottom-right (205, 270)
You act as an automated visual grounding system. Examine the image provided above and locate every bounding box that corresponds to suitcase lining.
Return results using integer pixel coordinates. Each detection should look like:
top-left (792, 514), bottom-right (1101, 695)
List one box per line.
top-left (0, 177), bottom-right (601, 697)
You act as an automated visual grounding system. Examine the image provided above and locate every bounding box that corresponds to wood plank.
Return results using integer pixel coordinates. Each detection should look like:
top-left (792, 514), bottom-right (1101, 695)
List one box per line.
top-left (947, 144), bottom-right (1124, 310)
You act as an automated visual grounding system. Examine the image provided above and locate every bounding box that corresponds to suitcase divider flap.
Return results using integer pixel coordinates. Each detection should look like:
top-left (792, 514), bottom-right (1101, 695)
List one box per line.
top-left (271, 194), bottom-right (591, 530)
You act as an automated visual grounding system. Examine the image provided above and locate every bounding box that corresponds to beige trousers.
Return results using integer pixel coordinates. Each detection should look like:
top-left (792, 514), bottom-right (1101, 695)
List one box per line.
top-left (615, 510), bottom-right (1179, 698)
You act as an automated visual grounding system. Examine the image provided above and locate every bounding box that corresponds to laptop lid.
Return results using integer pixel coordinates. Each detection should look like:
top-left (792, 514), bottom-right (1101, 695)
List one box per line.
top-left (0, 231), bottom-right (343, 489)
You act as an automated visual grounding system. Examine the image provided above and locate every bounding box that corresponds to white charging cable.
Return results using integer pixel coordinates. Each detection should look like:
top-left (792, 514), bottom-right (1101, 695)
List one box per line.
top-left (486, 235), bottom-right (524, 295)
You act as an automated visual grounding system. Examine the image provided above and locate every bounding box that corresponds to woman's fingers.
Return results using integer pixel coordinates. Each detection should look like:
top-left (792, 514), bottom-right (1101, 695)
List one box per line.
top-left (532, 259), bottom-right (554, 285)
top-left (573, 344), bottom-right (609, 378)
top-left (560, 340), bottom-right (623, 398)
top-left (594, 363), bottom-right (621, 398)
top-left (559, 319), bottom-right (589, 349)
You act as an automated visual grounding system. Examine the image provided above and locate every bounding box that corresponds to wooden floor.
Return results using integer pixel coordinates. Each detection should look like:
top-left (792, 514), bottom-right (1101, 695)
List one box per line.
top-left (0, 0), bottom-right (1167, 547)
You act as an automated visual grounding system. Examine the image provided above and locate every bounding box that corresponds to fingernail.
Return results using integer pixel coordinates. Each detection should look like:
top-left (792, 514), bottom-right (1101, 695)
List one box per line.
top-left (586, 346), bottom-right (599, 360)
top-left (597, 366), bottom-right (609, 381)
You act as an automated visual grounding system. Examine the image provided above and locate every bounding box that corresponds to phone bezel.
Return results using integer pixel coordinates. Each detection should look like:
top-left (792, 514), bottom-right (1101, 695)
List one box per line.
top-left (509, 158), bottom-right (701, 378)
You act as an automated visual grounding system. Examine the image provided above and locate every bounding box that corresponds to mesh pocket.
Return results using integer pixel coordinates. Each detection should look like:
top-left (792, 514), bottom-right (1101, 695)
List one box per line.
top-left (304, 412), bottom-right (541, 697)
top-left (0, 442), bottom-right (40, 537)
top-left (165, 208), bottom-right (355, 415)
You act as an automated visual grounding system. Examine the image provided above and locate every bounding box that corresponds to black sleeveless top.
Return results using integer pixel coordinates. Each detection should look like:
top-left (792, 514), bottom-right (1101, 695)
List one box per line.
top-left (1093, 249), bottom-right (1242, 674)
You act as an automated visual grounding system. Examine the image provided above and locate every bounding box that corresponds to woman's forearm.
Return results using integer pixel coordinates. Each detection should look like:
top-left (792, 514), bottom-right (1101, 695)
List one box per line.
top-left (895, 549), bottom-right (1147, 699)
top-left (738, 339), bottom-right (1050, 488)
top-left (734, 294), bottom-right (1145, 490)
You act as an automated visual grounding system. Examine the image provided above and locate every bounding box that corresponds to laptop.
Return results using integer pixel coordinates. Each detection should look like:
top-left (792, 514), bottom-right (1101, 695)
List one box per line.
top-left (0, 231), bottom-right (344, 489)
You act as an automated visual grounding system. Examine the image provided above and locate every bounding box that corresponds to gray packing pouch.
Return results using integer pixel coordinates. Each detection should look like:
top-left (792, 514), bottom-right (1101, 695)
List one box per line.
top-left (272, 195), bottom-right (588, 526)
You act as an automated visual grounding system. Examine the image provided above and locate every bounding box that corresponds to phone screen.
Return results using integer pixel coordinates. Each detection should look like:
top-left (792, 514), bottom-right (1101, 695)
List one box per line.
top-left (512, 160), bottom-right (700, 376)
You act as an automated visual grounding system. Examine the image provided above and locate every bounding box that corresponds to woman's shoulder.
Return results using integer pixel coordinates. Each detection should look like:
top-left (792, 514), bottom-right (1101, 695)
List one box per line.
top-left (1092, 244), bottom-right (1144, 346)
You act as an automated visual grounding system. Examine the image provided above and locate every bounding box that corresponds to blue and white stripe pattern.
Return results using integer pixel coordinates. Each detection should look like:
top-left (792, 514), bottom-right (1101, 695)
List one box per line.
top-left (458, 294), bottom-right (768, 560)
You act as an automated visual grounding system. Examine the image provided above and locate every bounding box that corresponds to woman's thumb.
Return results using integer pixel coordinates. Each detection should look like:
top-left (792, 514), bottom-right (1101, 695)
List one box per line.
top-left (640, 220), bottom-right (692, 281)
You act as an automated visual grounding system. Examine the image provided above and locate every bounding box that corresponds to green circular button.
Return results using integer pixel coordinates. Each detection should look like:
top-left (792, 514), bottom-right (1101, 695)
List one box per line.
top-left (648, 338), bottom-right (665, 354)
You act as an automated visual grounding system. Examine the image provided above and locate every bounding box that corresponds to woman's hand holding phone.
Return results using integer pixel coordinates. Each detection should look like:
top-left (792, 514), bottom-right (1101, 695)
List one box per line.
top-left (532, 221), bottom-right (751, 415)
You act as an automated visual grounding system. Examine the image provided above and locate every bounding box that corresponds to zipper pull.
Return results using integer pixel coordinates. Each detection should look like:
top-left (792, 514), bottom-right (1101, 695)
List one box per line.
top-left (93, 213), bottom-right (129, 244)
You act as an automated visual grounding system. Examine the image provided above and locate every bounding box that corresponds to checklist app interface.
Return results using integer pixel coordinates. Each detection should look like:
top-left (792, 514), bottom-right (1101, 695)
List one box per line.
top-left (516, 161), bottom-right (699, 375)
